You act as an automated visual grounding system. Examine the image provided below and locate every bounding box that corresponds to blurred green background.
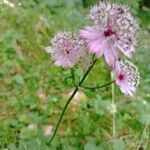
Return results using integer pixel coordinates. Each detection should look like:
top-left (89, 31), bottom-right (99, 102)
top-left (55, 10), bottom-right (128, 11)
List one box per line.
top-left (0, 0), bottom-right (150, 149)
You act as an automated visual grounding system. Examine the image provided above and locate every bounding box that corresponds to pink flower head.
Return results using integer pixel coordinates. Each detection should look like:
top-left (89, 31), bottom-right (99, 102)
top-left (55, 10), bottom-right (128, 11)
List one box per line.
top-left (80, 2), bottom-right (138, 67)
top-left (114, 60), bottom-right (140, 96)
top-left (45, 31), bottom-right (86, 68)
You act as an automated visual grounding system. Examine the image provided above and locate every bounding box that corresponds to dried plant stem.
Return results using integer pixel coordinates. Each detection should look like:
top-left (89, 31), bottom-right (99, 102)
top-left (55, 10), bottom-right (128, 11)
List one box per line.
top-left (111, 72), bottom-right (116, 149)
top-left (136, 116), bottom-right (150, 150)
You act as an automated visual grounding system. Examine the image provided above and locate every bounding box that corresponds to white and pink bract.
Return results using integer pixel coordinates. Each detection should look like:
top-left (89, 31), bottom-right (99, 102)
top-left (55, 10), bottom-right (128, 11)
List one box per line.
top-left (80, 2), bottom-right (139, 67)
top-left (45, 31), bottom-right (86, 68)
top-left (114, 60), bottom-right (140, 96)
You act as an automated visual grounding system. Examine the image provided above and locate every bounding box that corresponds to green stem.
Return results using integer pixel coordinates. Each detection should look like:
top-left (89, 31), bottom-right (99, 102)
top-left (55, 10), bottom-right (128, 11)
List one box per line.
top-left (49, 59), bottom-right (97, 144)
top-left (71, 68), bottom-right (75, 82)
top-left (111, 72), bottom-right (116, 150)
top-left (49, 87), bottom-right (78, 144)
top-left (80, 80), bottom-right (114, 90)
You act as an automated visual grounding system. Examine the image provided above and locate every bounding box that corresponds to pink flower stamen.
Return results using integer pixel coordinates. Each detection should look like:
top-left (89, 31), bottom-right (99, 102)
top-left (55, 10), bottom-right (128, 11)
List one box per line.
top-left (118, 74), bottom-right (124, 81)
top-left (66, 50), bottom-right (70, 54)
top-left (104, 28), bottom-right (115, 37)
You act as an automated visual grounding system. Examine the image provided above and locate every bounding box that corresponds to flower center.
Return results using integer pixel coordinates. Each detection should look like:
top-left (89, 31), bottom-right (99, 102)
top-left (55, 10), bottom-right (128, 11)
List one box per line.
top-left (63, 41), bottom-right (72, 54)
top-left (66, 50), bottom-right (70, 54)
top-left (118, 74), bottom-right (124, 81)
top-left (117, 8), bottom-right (124, 14)
top-left (104, 28), bottom-right (115, 37)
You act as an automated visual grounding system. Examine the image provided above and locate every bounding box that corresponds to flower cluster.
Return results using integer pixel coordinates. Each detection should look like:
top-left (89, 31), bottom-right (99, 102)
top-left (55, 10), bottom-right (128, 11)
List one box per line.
top-left (80, 2), bottom-right (139, 67)
top-left (45, 1), bottom-right (140, 96)
top-left (45, 31), bottom-right (86, 68)
top-left (114, 60), bottom-right (140, 96)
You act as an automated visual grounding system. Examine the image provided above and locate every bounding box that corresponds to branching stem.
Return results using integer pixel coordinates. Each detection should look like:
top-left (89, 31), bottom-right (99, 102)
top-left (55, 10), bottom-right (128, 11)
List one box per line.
top-left (49, 59), bottom-right (115, 145)
top-left (49, 59), bottom-right (97, 144)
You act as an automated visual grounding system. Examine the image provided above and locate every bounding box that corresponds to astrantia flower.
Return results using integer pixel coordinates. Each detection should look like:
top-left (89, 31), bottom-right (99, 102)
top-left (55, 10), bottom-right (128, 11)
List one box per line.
top-left (80, 2), bottom-right (139, 67)
top-left (45, 31), bottom-right (86, 68)
top-left (114, 60), bottom-right (140, 96)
